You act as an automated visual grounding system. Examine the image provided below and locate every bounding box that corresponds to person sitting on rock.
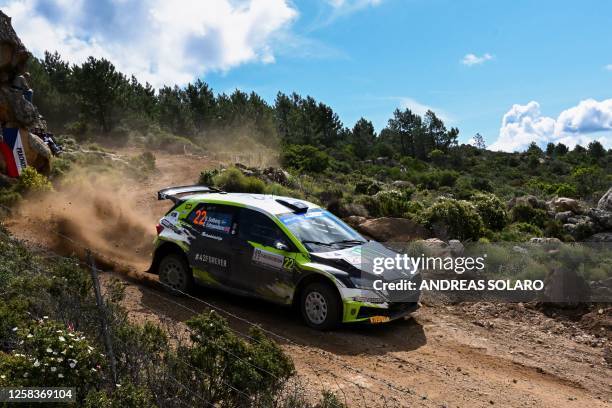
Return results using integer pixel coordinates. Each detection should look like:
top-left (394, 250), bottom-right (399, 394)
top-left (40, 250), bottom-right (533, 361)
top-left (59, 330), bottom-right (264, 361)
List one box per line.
top-left (11, 72), bottom-right (33, 103)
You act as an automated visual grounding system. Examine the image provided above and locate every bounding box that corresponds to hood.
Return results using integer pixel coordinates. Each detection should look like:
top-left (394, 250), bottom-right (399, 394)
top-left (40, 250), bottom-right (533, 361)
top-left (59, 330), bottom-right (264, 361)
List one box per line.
top-left (310, 241), bottom-right (418, 282)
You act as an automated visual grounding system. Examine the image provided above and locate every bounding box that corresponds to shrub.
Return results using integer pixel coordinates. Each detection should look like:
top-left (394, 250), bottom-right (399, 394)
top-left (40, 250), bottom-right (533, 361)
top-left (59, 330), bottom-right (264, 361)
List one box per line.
top-left (85, 383), bottom-right (156, 408)
top-left (554, 183), bottom-right (578, 198)
top-left (471, 193), bottom-right (508, 231)
top-left (213, 167), bottom-right (265, 193)
top-left (422, 198), bottom-right (484, 241)
top-left (16, 167), bottom-right (53, 193)
top-left (172, 311), bottom-right (295, 407)
top-left (499, 222), bottom-right (543, 241)
top-left (510, 203), bottom-right (548, 227)
top-left (0, 319), bottom-right (104, 395)
top-left (281, 145), bottom-right (331, 173)
top-left (198, 169), bottom-right (220, 186)
top-left (358, 190), bottom-right (415, 218)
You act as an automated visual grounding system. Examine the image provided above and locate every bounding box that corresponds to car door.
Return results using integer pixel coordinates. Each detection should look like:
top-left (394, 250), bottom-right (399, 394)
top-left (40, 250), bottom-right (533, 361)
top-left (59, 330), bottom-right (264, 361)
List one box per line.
top-left (185, 203), bottom-right (237, 287)
top-left (231, 208), bottom-right (297, 302)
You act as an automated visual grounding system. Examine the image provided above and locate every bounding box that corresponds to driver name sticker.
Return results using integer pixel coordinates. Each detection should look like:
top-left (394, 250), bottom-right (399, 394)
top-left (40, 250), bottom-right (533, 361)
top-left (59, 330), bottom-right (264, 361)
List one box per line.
top-left (252, 248), bottom-right (284, 269)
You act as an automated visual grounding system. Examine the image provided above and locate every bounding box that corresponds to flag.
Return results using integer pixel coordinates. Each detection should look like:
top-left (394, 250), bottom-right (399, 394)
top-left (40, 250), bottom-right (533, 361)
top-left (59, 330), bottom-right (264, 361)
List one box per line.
top-left (0, 128), bottom-right (28, 177)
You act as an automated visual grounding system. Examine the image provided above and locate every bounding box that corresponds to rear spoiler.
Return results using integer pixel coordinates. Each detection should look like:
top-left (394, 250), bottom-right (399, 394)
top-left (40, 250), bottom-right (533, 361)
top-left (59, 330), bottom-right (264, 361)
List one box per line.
top-left (157, 185), bottom-right (224, 203)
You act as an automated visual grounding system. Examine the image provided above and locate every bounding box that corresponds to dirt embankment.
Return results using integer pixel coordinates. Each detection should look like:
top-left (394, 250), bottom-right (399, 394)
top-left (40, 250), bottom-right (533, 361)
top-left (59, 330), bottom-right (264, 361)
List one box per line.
top-left (5, 148), bottom-right (611, 408)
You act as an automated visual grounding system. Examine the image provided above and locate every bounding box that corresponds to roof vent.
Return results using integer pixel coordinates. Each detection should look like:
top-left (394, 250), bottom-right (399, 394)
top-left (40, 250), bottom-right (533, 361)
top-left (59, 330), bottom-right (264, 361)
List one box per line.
top-left (276, 199), bottom-right (308, 213)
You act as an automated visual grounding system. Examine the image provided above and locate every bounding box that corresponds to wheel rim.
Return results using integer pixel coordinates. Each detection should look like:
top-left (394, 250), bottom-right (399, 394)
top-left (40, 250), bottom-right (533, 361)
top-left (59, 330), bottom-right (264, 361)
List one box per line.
top-left (161, 260), bottom-right (185, 290)
top-left (305, 291), bottom-right (328, 324)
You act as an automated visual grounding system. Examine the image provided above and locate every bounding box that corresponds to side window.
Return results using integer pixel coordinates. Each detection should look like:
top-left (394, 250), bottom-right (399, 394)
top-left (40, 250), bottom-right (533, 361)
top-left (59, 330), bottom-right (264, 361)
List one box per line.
top-left (238, 209), bottom-right (292, 249)
top-left (187, 203), bottom-right (235, 236)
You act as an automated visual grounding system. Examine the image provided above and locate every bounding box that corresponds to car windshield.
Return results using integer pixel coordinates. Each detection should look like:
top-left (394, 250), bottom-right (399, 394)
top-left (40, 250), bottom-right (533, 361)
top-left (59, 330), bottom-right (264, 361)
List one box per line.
top-left (278, 209), bottom-right (366, 252)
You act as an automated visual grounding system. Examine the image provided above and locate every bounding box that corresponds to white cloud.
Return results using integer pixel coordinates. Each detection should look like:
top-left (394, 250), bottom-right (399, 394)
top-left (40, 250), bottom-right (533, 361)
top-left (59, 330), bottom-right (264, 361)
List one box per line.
top-left (2, 0), bottom-right (297, 87)
top-left (490, 99), bottom-right (612, 152)
top-left (461, 53), bottom-right (493, 66)
top-left (605, 64), bottom-right (612, 71)
top-left (327, 0), bottom-right (383, 10)
top-left (399, 97), bottom-right (453, 124)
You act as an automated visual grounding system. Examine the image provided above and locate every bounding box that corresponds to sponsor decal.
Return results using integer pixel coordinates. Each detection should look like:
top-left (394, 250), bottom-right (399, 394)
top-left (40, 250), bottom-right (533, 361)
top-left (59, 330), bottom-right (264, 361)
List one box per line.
top-left (204, 214), bottom-right (232, 233)
top-left (252, 248), bottom-right (284, 269)
top-left (185, 203), bottom-right (193, 209)
top-left (169, 211), bottom-right (179, 220)
top-left (161, 219), bottom-right (182, 234)
top-left (195, 253), bottom-right (228, 268)
top-left (201, 231), bottom-right (223, 241)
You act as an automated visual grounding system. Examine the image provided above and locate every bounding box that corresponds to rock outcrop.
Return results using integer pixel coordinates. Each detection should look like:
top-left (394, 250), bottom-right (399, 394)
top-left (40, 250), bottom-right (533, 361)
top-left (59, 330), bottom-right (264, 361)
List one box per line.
top-left (0, 11), bottom-right (51, 176)
top-left (598, 187), bottom-right (612, 212)
top-left (353, 217), bottom-right (429, 242)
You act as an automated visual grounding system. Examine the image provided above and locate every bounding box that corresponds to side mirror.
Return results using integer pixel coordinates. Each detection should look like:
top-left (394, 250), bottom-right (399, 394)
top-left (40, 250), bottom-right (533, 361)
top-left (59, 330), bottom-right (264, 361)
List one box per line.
top-left (275, 241), bottom-right (289, 251)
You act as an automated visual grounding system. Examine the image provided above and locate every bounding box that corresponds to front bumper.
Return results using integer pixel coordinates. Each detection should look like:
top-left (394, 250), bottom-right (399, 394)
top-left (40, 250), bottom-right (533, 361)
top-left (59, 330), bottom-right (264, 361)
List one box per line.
top-left (342, 299), bottom-right (420, 324)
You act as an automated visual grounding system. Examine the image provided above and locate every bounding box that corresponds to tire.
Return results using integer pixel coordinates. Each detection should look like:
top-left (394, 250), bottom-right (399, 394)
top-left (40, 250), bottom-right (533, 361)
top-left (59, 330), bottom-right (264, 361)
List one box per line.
top-left (158, 253), bottom-right (193, 295)
top-left (300, 282), bottom-right (341, 330)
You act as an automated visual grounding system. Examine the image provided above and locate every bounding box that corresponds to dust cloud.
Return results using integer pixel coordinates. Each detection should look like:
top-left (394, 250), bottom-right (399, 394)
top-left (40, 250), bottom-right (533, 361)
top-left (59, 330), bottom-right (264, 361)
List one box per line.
top-left (13, 171), bottom-right (159, 273)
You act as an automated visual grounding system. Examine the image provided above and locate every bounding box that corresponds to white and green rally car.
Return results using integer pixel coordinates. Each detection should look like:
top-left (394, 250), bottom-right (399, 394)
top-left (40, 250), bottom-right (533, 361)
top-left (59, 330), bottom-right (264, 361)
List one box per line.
top-left (149, 185), bottom-right (421, 330)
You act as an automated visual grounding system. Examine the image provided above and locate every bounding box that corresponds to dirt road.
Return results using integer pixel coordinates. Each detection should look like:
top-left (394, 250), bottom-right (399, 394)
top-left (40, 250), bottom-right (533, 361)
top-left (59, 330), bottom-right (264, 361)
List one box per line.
top-left (7, 149), bottom-right (611, 407)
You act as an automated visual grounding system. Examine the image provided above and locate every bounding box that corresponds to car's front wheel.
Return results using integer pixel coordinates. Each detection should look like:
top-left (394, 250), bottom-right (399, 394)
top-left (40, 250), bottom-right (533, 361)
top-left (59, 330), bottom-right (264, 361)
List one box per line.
top-left (158, 253), bottom-right (193, 295)
top-left (300, 282), bottom-right (341, 330)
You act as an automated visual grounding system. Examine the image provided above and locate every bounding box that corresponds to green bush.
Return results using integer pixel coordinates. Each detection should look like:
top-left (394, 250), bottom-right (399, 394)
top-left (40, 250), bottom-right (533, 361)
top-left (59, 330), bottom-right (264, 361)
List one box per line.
top-left (85, 383), bottom-right (156, 408)
top-left (422, 198), bottom-right (484, 241)
top-left (499, 222), bottom-right (543, 241)
top-left (281, 145), bottom-right (331, 173)
top-left (358, 189), bottom-right (417, 218)
top-left (554, 183), bottom-right (578, 198)
top-left (198, 169), bottom-right (220, 186)
top-left (172, 311), bottom-right (295, 407)
top-left (0, 319), bottom-right (104, 393)
top-left (471, 193), bottom-right (508, 231)
top-left (16, 167), bottom-right (53, 193)
top-left (213, 167), bottom-right (265, 193)
top-left (510, 203), bottom-right (549, 227)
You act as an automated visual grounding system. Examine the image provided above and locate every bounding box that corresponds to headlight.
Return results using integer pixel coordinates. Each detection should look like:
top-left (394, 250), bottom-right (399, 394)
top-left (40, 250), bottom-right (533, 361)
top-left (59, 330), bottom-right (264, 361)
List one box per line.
top-left (349, 277), bottom-right (373, 290)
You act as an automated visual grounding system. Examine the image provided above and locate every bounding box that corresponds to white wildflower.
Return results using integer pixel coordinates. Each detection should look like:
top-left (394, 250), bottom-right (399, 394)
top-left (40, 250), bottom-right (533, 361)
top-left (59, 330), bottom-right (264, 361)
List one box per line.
top-left (50, 367), bottom-right (57, 372)
top-left (46, 348), bottom-right (53, 353)
top-left (69, 362), bottom-right (76, 369)
top-left (59, 336), bottom-right (66, 342)
top-left (11, 327), bottom-right (17, 332)
top-left (57, 374), bottom-right (64, 378)
top-left (26, 333), bottom-right (33, 338)
top-left (33, 360), bottom-right (40, 367)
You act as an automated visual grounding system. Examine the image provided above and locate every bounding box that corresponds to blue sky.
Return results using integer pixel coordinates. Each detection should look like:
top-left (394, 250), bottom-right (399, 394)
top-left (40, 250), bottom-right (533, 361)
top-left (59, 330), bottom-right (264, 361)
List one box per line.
top-left (3, 0), bottom-right (612, 150)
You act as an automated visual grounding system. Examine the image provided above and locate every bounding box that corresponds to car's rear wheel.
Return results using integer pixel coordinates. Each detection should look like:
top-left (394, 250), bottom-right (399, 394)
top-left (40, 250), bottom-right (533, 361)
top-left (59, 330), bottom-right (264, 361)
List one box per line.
top-left (300, 282), bottom-right (341, 330)
top-left (158, 253), bottom-right (193, 295)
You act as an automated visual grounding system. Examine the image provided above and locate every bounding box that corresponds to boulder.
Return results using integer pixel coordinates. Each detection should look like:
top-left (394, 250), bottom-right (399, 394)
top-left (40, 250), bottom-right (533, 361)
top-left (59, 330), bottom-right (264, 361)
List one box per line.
top-left (417, 238), bottom-right (451, 257)
top-left (391, 180), bottom-right (415, 190)
top-left (585, 233), bottom-right (612, 242)
top-left (554, 211), bottom-right (573, 223)
top-left (529, 237), bottom-right (562, 246)
top-left (355, 217), bottom-right (429, 242)
top-left (550, 197), bottom-right (581, 213)
top-left (448, 239), bottom-right (464, 256)
top-left (585, 208), bottom-right (612, 230)
top-left (598, 187), bottom-right (612, 212)
top-left (345, 215), bottom-right (366, 228)
top-left (542, 267), bottom-right (591, 303)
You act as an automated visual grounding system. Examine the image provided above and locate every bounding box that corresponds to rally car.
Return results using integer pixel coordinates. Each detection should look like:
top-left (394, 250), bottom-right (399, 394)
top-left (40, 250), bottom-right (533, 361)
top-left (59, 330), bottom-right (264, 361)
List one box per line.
top-left (149, 185), bottom-right (421, 330)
